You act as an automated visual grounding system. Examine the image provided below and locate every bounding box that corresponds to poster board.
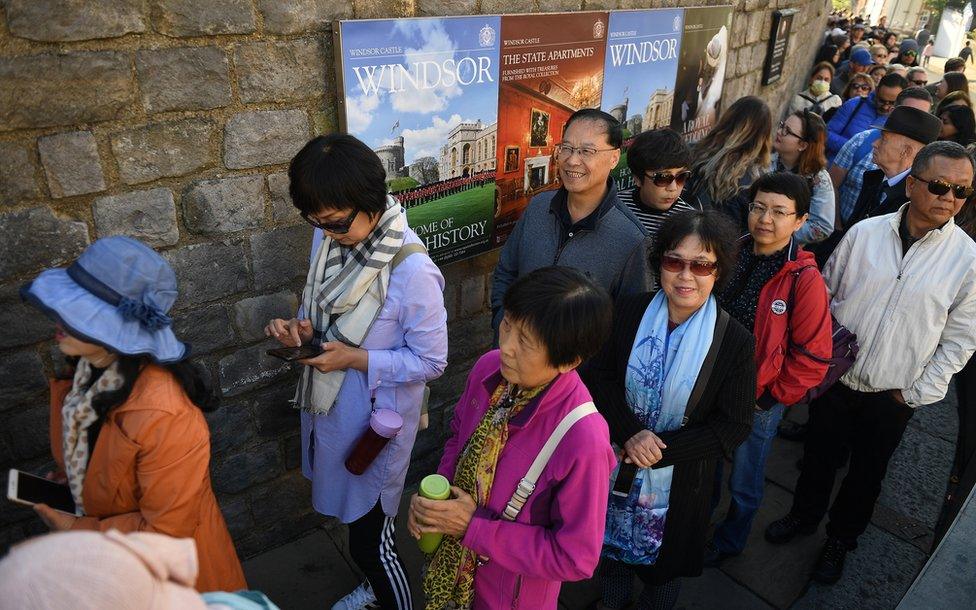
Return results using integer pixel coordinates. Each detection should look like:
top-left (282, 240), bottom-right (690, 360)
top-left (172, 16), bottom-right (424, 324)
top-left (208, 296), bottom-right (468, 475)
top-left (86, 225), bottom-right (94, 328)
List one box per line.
top-left (763, 9), bottom-right (797, 86)
top-left (335, 6), bottom-right (733, 265)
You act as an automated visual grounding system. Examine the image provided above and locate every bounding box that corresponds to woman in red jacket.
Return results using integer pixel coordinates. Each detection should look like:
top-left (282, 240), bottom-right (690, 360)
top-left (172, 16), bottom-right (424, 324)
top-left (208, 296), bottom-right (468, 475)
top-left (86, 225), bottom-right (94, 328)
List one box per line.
top-left (705, 172), bottom-right (833, 565)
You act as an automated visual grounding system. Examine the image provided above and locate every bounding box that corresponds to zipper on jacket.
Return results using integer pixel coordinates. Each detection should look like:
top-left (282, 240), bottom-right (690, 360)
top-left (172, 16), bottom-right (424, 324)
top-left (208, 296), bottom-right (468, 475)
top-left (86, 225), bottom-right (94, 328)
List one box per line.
top-left (511, 574), bottom-right (523, 609)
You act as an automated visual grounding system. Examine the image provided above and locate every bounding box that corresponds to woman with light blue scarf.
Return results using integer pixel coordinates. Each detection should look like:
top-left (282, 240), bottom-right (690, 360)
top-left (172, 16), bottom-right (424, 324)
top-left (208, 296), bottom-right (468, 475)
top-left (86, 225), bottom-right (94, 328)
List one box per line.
top-left (582, 210), bottom-right (755, 610)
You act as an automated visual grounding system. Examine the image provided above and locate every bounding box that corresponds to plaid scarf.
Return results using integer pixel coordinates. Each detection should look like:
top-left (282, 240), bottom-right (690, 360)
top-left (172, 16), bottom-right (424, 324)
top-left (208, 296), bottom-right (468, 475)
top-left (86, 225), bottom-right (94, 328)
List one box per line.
top-left (423, 381), bottom-right (547, 609)
top-left (295, 196), bottom-right (406, 414)
top-left (62, 358), bottom-right (124, 513)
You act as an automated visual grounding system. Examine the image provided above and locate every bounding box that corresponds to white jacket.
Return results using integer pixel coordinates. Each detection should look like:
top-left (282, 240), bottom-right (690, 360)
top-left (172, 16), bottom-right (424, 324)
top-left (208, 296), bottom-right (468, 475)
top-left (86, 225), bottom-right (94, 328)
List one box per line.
top-left (824, 205), bottom-right (976, 406)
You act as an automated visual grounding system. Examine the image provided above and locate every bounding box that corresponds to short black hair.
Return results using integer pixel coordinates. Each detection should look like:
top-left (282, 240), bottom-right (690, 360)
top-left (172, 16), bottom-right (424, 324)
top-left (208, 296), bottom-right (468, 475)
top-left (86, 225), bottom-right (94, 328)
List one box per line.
top-left (288, 134), bottom-right (389, 217)
top-left (878, 72), bottom-right (908, 90)
top-left (649, 209), bottom-right (740, 294)
top-left (945, 57), bottom-right (967, 71)
top-left (502, 266), bottom-right (612, 368)
top-left (896, 86), bottom-right (932, 105)
top-left (626, 128), bottom-right (692, 178)
top-left (911, 141), bottom-right (976, 176)
top-left (563, 108), bottom-right (623, 149)
top-left (749, 172), bottom-right (812, 217)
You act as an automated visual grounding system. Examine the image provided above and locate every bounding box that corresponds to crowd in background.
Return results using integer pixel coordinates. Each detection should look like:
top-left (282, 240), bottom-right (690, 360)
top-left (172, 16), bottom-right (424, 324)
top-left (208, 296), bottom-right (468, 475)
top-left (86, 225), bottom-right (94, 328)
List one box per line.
top-left (4, 9), bottom-right (976, 610)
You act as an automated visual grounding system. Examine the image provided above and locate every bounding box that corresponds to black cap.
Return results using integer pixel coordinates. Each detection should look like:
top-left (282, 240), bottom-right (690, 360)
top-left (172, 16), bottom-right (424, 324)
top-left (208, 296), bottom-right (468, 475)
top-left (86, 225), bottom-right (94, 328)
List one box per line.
top-left (872, 106), bottom-right (942, 145)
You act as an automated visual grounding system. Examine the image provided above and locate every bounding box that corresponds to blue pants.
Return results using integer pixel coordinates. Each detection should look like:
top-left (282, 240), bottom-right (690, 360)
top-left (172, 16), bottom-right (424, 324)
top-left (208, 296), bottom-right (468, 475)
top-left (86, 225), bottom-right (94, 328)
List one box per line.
top-left (711, 403), bottom-right (786, 555)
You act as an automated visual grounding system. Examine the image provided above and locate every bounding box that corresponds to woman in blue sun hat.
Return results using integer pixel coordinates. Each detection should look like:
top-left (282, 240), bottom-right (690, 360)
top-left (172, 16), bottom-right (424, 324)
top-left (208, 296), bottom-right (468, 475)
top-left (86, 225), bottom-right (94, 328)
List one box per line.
top-left (19, 235), bottom-right (247, 592)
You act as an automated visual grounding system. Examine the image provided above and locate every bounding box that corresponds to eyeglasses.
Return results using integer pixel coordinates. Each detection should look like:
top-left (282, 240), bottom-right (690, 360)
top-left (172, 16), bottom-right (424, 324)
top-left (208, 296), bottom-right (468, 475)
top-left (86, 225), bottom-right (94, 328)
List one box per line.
top-left (876, 97), bottom-right (897, 109)
top-left (777, 121), bottom-right (806, 141)
top-left (912, 176), bottom-right (976, 199)
top-left (910, 79), bottom-right (927, 86)
top-left (661, 255), bottom-right (718, 276)
top-left (646, 170), bottom-right (692, 187)
top-left (851, 83), bottom-right (872, 92)
top-left (748, 202), bottom-right (798, 220)
top-left (302, 208), bottom-right (359, 234)
top-left (555, 143), bottom-right (618, 160)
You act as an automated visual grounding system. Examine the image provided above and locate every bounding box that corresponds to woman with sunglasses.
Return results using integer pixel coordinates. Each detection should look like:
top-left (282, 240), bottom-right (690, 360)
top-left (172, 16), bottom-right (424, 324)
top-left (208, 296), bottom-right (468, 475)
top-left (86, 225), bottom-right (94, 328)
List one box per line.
top-left (684, 96), bottom-right (772, 231)
top-left (939, 104), bottom-right (976, 147)
top-left (265, 134), bottom-right (448, 610)
top-left (582, 209), bottom-right (755, 610)
top-left (770, 111), bottom-right (835, 244)
top-left (704, 173), bottom-right (832, 567)
top-left (868, 64), bottom-right (888, 88)
top-left (618, 128), bottom-right (698, 247)
top-left (839, 72), bottom-right (874, 102)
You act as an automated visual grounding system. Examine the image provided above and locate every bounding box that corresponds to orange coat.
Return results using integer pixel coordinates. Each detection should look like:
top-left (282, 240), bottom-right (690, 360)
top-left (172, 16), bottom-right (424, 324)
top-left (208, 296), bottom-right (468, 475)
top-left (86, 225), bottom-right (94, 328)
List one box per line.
top-left (50, 364), bottom-right (247, 593)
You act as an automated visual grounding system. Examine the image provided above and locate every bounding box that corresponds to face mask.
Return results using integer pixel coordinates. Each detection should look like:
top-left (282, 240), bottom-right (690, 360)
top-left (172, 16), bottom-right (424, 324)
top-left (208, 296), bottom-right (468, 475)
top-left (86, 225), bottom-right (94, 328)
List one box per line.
top-left (810, 80), bottom-right (830, 96)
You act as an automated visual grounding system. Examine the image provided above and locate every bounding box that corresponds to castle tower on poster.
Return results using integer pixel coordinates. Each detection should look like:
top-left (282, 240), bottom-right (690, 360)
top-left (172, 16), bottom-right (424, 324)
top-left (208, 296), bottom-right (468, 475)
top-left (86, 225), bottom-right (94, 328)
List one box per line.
top-left (336, 16), bottom-right (501, 264)
top-left (493, 11), bottom-right (609, 246)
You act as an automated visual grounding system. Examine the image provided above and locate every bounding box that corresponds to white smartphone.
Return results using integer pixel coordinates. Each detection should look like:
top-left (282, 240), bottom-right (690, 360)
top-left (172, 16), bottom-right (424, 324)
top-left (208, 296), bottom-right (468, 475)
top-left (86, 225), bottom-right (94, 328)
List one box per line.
top-left (7, 469), bottom-right (78, 515)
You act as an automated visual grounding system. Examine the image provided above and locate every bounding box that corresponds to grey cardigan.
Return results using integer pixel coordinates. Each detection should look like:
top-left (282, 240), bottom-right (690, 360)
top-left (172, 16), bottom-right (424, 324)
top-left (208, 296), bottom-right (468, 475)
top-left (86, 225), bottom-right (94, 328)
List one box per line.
top-left (490, 183), bottom-right (650, 331)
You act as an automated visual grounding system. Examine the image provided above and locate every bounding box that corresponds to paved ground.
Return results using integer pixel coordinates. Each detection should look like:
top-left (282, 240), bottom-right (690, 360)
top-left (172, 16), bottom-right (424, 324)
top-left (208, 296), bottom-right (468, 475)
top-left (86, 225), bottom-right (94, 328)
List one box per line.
top-left (243, 389), bottom-right (958, 609)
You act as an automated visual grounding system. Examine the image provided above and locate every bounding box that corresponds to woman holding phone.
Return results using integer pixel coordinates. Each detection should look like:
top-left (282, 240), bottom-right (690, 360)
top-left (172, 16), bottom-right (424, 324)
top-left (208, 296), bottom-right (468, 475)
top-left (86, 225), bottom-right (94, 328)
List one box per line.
top-left (265, 134), bottom-right (448, 610)
top-left (19, 236), bottom-right (245, 592)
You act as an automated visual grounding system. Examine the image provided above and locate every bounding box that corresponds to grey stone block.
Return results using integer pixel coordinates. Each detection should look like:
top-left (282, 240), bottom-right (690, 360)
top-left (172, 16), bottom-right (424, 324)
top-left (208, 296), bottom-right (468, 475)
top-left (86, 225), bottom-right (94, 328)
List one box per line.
top-left (183, 176), bottom-right (266, 235)
top-left (218, 341), bottom-right (294, 397)
top-left (249, 471), bottom-right (311, 525)
top-left (880, 423), bottom-right (954, 529)
top-left (256, 0), bottom-right (352, 34)
top-left (283, 432), bottom-right (302, 470)
top-left (232, 291), bottom-right (300, 342)
top-left (153, 0), bottom-right (256, 37)
top-left (211, 441), bottom-right (282, 494)
top-left (37, 131), bottom-right (106, 198)
top-left (267, 172), bottom-right (297, 223)
top-left (93, 188), bottom-right (179, 247)
top-left (910, 392), bottom-right (958, 444)
top-left (0, 207), bottom-right (89, 282)
top-left (136, 47), bottom-right (231, 114)
top-left (0, 142), bottom-right (40, 203)
top-left (249, 225), bottom-right (312, 291)
top-left (173, 305), bottom-right (236, 356)
top-left (2, 402), bottom-right (50, 462)
top-left (206, 399), bottom-right (256, 455)
top-left (4, 0), bottom-right (145, 42)
top-left (163, 241), bottom-right (249, 308)
top-left (416, 0), bottom-right (479, 15)
top-left (446, 315), bottom-right (492, 363)
top-left (235, 39), bottom-right (327, 104)
top-left (215, 494), bottom-right (253, 541)
top-left (0, 284), bottom-right (54, 349)
top-left (111, 119), bottom-right (215, 184)
top-left (459, 273), bottom-right (486, 317)
top-left (224, 109), bottom-right (310, 170)
top-left (0, 349), bottom-right (47, 406)
top-left (248, 381), bottom-right (300, 439)
top-left (0, 51), bottom-right (135, 131)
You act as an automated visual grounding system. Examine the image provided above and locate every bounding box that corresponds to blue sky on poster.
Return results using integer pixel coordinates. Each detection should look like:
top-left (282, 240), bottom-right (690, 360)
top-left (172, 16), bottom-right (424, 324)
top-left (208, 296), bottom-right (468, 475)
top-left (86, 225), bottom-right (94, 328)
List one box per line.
top-left (601, 9), bottom-right (683, 115)
top-left (341, 16), bottom-right (501, 165)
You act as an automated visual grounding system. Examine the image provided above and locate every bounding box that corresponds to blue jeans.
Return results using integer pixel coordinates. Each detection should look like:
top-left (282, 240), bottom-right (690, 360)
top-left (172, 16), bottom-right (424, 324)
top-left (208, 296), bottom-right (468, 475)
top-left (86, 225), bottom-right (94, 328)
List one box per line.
top-left (711, 403), bottom-right (786, 555)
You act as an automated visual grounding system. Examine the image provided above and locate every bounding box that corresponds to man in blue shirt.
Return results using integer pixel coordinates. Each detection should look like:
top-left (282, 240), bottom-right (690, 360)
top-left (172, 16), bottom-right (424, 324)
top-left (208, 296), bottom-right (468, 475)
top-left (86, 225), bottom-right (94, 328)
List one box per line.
top-left (826, 72), bottom-right (907, 161)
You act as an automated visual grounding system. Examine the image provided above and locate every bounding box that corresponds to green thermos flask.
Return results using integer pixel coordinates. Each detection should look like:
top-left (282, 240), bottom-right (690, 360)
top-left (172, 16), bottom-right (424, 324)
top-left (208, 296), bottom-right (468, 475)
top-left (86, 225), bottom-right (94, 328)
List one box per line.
top-left (417, 474), bottom-right (452, 554)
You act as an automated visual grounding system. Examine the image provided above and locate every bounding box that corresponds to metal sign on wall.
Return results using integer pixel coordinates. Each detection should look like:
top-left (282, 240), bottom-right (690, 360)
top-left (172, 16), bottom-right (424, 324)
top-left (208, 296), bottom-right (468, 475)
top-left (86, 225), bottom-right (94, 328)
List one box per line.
top-left (762, 9), bottom-right (797, 86)
top-left (334, 7), bottom-right (734, 265)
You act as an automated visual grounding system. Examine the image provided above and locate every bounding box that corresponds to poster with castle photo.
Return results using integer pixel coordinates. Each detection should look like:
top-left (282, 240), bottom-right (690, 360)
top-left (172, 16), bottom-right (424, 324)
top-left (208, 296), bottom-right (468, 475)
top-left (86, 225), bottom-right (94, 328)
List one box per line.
top-left (493, 11), bottom-right (609, 246)
top-left (601, 8), bottom-right (684, 191)
top-left (671, 5), bottom-right (733, 142)
top-left (335, 16), bottom-right (501, 264)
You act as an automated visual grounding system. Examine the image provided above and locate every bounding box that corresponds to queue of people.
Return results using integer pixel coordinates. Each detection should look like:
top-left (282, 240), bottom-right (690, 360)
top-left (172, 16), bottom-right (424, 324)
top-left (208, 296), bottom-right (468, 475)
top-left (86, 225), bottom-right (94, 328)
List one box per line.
top-left (4, 11), bottom-right (976, 610)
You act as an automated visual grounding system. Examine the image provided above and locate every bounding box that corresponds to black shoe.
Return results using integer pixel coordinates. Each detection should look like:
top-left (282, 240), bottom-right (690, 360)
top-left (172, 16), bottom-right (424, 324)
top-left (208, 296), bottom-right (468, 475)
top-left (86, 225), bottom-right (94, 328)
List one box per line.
top-left (765, 513), bottom-right (817, 544)
top-left (778, 420), bottom-right (808, 441)
top-left (812, 537), bottom-right (850, 584)
top-left (703, 541), bottom-right (736, 567)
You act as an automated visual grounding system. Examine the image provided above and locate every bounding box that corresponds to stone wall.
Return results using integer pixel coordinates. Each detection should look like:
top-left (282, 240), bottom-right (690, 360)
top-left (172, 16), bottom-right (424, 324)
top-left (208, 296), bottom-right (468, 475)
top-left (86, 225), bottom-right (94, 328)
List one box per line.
top-left (0, 0), bottom-right (828, 558)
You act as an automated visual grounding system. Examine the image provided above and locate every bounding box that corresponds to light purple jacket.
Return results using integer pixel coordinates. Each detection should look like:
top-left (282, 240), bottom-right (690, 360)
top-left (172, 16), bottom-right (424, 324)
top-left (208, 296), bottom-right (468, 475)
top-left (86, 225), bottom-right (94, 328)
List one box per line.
top-left (438, 350), bottom-right (616, 610)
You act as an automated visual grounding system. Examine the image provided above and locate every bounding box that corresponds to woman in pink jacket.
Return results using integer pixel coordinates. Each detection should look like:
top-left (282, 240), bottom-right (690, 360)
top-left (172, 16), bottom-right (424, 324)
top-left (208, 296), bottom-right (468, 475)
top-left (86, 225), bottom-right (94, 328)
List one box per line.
top-left (408, 267), bottom-right (617, 609)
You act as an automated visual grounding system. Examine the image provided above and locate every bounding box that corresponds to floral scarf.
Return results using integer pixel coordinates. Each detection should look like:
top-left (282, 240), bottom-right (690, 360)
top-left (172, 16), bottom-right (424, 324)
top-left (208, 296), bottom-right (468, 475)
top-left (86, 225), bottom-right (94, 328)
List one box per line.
top-left (423, 380), bottom-right (547, 610)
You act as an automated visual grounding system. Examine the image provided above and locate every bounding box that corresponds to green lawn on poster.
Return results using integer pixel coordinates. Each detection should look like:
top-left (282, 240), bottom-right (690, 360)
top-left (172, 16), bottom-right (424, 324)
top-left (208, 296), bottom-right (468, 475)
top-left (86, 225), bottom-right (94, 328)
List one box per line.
top-left (404, 183), bottom-right (495, 230)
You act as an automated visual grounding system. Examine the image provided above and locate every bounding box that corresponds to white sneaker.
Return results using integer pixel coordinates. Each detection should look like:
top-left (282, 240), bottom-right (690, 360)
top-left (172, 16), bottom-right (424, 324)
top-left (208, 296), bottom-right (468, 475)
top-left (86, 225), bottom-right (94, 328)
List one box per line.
top-left (330, 582), bottom-right (379, 610)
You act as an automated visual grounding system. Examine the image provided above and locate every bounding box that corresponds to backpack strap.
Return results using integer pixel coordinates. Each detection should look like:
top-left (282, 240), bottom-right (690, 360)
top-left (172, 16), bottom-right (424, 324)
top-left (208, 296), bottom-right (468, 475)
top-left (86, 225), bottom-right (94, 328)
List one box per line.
top-left (502, 402), bottom-right (598, 521)
top-left (391, 242), bottom-right (427, 269)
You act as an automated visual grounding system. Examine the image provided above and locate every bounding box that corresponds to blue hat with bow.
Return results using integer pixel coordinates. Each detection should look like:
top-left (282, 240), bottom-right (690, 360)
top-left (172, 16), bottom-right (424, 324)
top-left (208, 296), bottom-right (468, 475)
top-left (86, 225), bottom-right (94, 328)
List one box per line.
top-left (21, 236), bottom-right (188, 363)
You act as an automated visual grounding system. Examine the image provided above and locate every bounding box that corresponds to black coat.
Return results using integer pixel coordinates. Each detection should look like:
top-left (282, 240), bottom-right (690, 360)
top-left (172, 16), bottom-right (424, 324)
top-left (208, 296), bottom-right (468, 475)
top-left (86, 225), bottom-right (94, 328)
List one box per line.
top-left (579, 293), bottom-right (755, 584)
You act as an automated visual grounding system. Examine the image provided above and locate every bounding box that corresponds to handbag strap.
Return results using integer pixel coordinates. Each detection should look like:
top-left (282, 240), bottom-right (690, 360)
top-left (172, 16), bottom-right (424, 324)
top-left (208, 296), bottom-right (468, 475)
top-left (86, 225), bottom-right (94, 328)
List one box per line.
top-left (502, 402), bottom-right (598, 521)
top-left (391, 242), bottom-right (427, 269)
top-left (682, 308), bottom-right (730, 422)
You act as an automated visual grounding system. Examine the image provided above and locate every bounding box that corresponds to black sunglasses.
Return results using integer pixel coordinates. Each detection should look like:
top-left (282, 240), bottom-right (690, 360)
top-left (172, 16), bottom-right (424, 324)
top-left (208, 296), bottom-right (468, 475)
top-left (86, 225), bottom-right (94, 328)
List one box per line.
top-left (302, 208), bottom-right (359, 233)
top-left (912, 175), bottom-right (976, 199)
top-left (646, 170), bottom-right (692, 187)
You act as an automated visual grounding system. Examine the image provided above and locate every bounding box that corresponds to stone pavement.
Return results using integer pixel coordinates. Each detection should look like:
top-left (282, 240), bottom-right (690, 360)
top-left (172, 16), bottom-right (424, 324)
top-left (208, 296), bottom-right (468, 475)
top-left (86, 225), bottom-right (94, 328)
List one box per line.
top-left (243, 391), bottom-right (958, 609)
